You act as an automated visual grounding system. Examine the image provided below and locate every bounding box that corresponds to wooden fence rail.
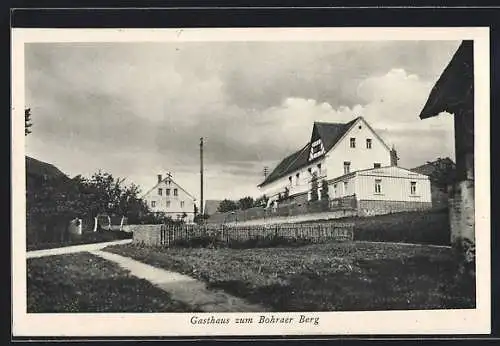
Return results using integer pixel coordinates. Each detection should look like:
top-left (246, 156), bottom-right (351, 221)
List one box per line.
top-left (137, 222), bottom-right (355, 248)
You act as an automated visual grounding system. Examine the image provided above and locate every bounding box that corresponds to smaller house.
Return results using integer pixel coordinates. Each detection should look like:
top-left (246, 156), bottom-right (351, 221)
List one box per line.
top-left (328, 165), bottom-right (432, 217)
top-left (141, 173), bottom-right (197, 223)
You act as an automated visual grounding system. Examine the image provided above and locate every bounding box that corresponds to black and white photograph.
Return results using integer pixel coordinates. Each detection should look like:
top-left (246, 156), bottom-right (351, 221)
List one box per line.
top-left (12, 27), bottom-right (490, 336)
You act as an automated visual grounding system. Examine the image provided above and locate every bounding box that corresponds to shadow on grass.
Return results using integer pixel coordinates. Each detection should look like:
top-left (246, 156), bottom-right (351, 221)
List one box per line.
top-left (210, 256), bottom-right (476, 312)
top-left (27, 253), bottom-right (196, 313)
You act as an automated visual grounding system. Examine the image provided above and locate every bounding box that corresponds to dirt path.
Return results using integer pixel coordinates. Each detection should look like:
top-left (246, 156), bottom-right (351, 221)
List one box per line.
top-left (90, 249), bottom-right (268, 313)
top-left (26, 239), bottom-right (133, 258)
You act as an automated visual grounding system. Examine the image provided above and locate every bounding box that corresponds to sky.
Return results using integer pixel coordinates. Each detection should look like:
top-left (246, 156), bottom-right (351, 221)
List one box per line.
top-left (25, 40), bottom-right (460, 201)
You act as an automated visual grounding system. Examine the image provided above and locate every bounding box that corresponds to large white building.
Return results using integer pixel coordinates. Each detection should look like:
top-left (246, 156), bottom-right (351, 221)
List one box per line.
top-left (142, 173), bottom-right (197, 223)
top-left (258, 116), bottom-right (432, 216)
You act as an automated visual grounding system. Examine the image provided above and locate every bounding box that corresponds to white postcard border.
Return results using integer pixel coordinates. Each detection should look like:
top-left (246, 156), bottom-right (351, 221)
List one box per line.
top-left (11, 27), bottom-right (491, 337)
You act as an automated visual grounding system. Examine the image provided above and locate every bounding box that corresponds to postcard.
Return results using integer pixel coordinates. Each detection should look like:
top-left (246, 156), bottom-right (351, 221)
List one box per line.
top-left (12, 26), bottom-right (491, 337)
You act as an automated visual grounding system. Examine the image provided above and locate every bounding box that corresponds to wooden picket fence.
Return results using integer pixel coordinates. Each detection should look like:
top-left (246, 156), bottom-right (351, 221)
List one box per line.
top-left (157, 222), bottom-right (354, 248)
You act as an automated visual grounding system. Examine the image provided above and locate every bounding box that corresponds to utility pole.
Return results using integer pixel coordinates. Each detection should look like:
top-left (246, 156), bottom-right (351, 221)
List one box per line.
top-left (200, 137), bottom-right (204, 217)
top-left (263, 166), bottom-right (269, 179)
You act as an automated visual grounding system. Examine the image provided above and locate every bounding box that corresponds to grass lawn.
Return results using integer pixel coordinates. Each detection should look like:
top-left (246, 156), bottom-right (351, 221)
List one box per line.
top-left (105, 241), bottom-right (475, 312)
top-left (303, 208), bottom-right (451, 246)
top-left (27, 252), bottom-right (195, 313)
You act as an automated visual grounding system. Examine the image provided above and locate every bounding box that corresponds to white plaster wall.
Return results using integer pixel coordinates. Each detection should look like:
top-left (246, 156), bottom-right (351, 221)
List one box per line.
top-left (143, 179), bottom-right (196, 221)
top-left (259, 158), bottom-right (327, 199)
top-left (324, 118), bottom-right (392, 180)
top-left (355, 170), bottom-right (432, 203)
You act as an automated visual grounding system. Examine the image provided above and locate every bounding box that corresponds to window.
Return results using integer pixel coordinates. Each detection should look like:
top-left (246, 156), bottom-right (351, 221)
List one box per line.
top-left (375, 179), bottom-right (382, 193)
top-left (295, 173), bottom-right (300, 186)
top-left (410, 181), bottom-right (417, 195)
top-left (317, 163), bottom-right (322, 175)
top-left (151, 201), bottom-right (156, 208)
top-left (333, 183), bottom-right (338, 197)
top-left (166, 189), bottom-right (170, 196)
top-left (350, 138), bottom-right (356, 148)
top-left (181, 201), bottom-right (185, 208)
top-left (307, 167), bottom-right (312, 174)
top-left (312, 143), bottom-right (321, 154)
top-left (366, 138), bottom-right (372, 149)
top-left (374, 163), bottom-right (381, 168)
top-left (289, 176), bottom-right (292, 185)
top-left (158, 188), bottom-right (162, 196)
top-left (344, 181), bottom-right (348, 194)
top-left (343, 161), bottom-right (351, 175)
top-left (174, 188), bottom-right (178, 196)
top-left (166, 200), bottom-right (171, 208)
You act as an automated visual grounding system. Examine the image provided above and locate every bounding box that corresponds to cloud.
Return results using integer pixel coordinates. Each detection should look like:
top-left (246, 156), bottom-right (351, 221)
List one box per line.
top-left (24, 41), bottom-right (459, 200)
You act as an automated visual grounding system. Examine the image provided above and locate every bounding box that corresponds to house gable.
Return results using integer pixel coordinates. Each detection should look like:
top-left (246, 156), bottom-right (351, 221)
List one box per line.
top-left (327, 117), bottom-right (391, 154)
top-left (323, 117), bottom-right (393, 179)
top-left (259, 118), bottom-right (359, 187)
top-left (142, 176), bottom-right (196, 201)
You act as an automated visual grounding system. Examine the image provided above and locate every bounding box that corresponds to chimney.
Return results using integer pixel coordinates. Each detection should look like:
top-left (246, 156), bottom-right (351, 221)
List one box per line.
top-left (157, 174), bottom-right (162, 183)
top-left (390, 146), bottom-right (399, 166)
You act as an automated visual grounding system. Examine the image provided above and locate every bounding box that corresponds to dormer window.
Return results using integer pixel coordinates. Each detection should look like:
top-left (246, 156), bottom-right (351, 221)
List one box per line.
top-left (312, 143), bottom-right (322, 154)
top-left (309, 139), bottom-right (324, 160)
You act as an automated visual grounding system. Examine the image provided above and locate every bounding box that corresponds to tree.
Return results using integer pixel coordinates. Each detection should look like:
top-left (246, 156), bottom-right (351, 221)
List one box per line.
top-left (426, 158), bottom-right (456, 191)
top-left (310, 172), bottom-right (319, 202)
top-left (254, 194), bottom-right (269, 208)
top-left (238, 196), bottom-right (254, 210)
top-left (217, 199), bottom-right (239, 213)
top-left (321, 179), bottom-right (330, 200)
top-left (74, 171), bottom-right (149, 220)
top-left (25, 108), bottom-right (32, 136)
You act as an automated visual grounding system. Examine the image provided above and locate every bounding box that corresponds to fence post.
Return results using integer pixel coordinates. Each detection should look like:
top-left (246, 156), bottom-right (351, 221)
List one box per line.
top-left (160, 224), bottom-right (164, 247)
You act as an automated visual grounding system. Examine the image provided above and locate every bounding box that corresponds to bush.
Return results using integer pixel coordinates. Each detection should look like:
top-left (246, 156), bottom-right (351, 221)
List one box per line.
top-left (170, 234), bottom-right (315, 249)
top-left (352, 209), bottom-right (450, 246)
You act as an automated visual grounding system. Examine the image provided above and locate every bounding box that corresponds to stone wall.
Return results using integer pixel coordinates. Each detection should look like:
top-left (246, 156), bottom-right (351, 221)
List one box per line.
top-left (449, 179), bottom-right (475, 245)
top-left (130, 224), bottom-right (163, 246)
top-left (224, 209), bottom-right (358, 226)
top-left (358, 200), bottom-right (433, 217)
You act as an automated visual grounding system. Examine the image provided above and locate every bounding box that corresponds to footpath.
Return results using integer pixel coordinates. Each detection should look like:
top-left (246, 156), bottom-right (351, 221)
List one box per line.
top-left (27, 240), bottom-right (266, 312)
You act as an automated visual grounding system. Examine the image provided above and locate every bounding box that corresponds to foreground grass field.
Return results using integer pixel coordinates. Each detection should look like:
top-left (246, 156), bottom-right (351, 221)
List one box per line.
top-left (304, 208), bottom-right (451, 246)
top-left (27, 252), bottom-right (195, 313)
top-left (105, 241), bottom-right (475, 312)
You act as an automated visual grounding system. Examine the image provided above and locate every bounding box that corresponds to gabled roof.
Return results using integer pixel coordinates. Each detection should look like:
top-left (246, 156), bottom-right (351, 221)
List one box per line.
top-left (26, 156), bottom-right (68, 180)
top-left (419, 40), bottom-right (473, 119)
top-left (141, 175), bottom-right (196, 201)
top-left (258, 117), bottom-right (360, 187)
top-left (315, 118), bottom-right (359, 152)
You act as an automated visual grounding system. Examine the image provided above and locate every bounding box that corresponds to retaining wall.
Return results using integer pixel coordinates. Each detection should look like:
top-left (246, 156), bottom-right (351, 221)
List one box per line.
top-left (357, 200), bottom-right (433, 217)
top-left (130, 224), bottom-right (163, 246)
